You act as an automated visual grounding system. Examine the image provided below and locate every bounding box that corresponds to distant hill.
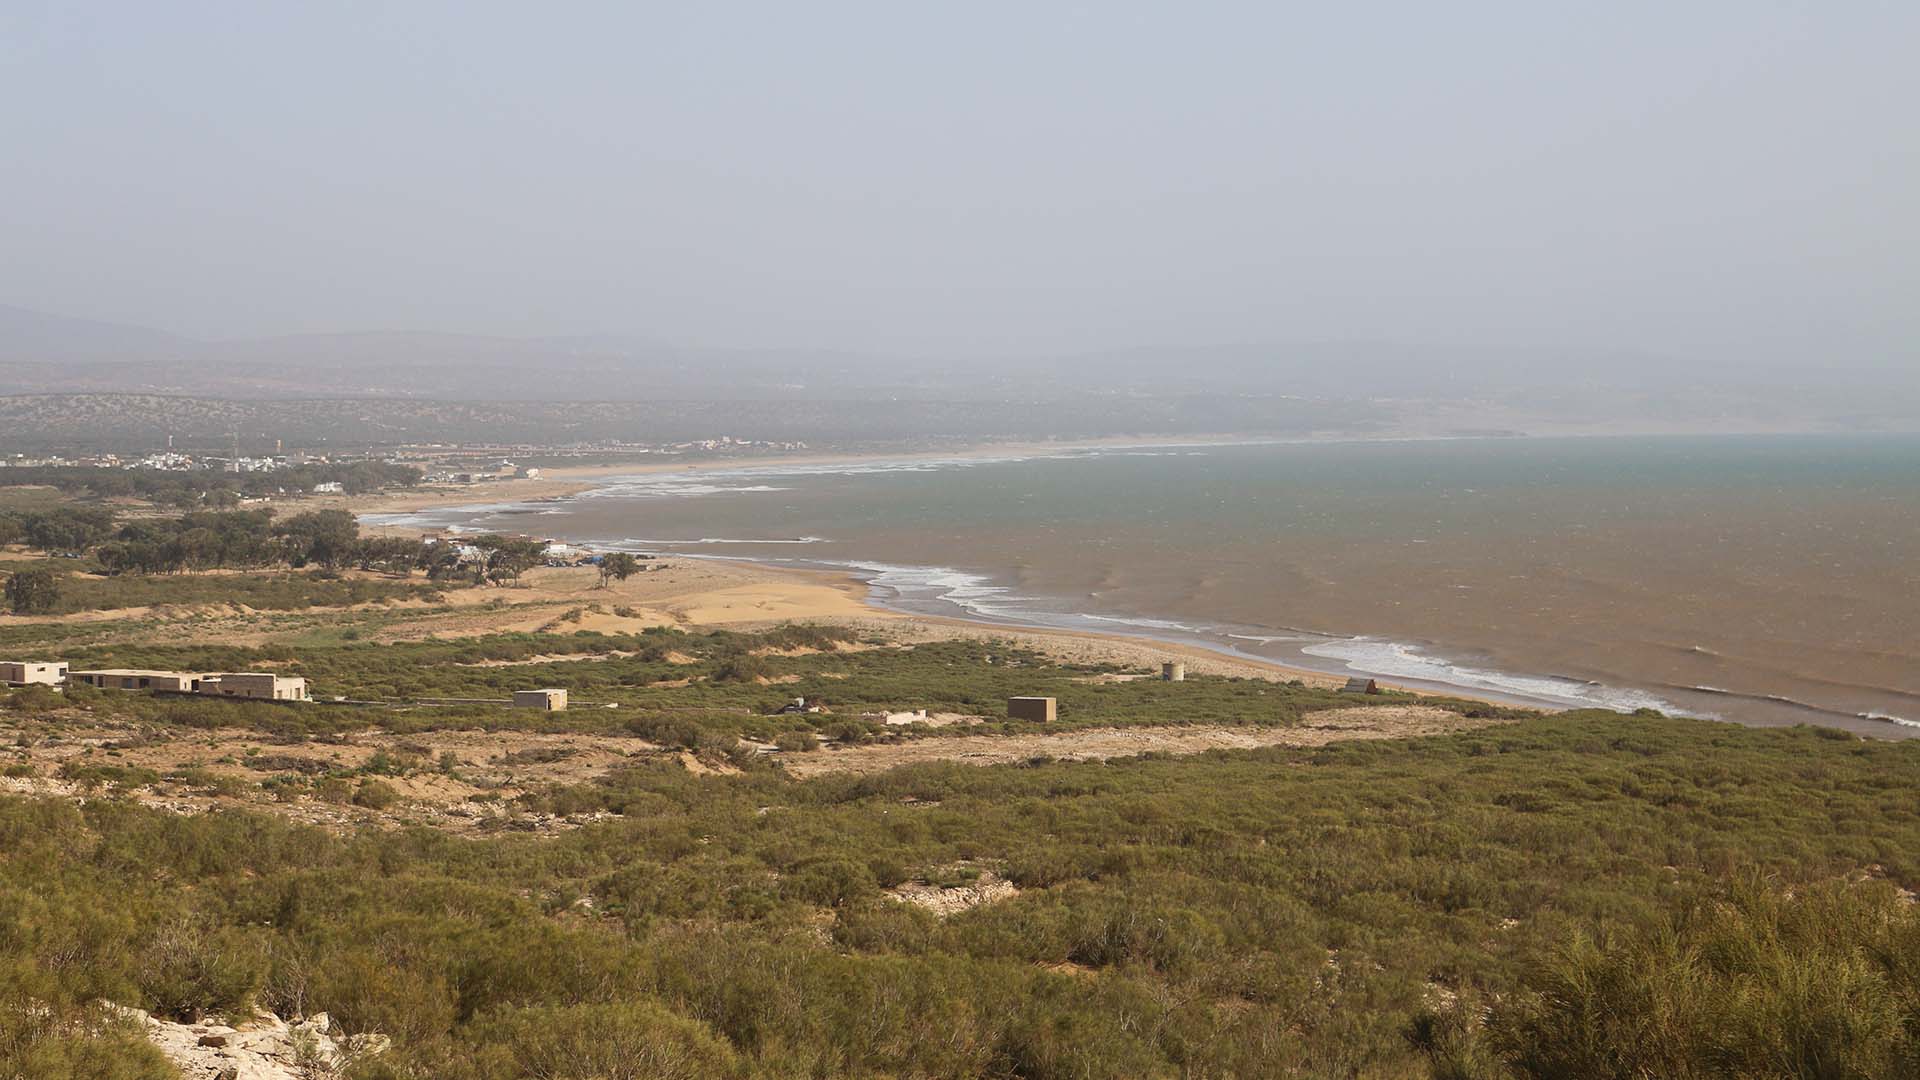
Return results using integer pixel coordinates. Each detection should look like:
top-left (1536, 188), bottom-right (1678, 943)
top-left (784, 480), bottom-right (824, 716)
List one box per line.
top-left (0, 304), bottom-right (1914, 434)
top-left (0, 304), bottom-right (187, 361)
top-left (0, 392), bottom-right (1378, 451)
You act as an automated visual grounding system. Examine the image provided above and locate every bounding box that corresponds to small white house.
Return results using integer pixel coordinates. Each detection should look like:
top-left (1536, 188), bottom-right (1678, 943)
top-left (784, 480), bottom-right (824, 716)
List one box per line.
top-left (1, 661), bottom-right (67, 687)
top-left (311, 481), bottom-right (344, 494)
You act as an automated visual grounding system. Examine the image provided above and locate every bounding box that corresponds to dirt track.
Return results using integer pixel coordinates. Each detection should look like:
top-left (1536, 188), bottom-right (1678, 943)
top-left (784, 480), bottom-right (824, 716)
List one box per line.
top-left (775, 705), bottom-right (1499, 778)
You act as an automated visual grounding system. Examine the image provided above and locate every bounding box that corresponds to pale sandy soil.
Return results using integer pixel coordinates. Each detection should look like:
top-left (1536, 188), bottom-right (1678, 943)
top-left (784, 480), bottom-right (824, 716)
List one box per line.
top-left (886, 867), bottom-right (1021, 916)
top-left (0, 721), bottom-right (656, 835)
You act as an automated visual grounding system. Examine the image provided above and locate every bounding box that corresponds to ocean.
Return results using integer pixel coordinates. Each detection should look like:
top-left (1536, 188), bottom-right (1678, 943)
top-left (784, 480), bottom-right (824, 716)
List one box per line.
top-left (370, 434), bottom-right (1920, 737)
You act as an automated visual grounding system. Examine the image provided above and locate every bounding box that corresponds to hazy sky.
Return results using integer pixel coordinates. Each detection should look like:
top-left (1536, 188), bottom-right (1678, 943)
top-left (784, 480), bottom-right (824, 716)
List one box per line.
top-left (2, 2), bottom-right (1914, 364)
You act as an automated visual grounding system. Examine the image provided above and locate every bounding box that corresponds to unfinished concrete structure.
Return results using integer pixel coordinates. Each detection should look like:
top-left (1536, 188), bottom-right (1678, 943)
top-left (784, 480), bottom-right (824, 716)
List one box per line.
top-left (199, 673), bottom-right (310, 702)
top-left (1, 661), bottom-right (67, 687)
top-left (1161, 662), bottom-right (1186, 682)
top-left (70, 670), bottom-right (206, 693)
top-left (1341, 677), bottom-right (1381, 695)
top-left (1008, 696), bottom-right (1057, 722)
top-left (512, 688), bottom-right (568, 711)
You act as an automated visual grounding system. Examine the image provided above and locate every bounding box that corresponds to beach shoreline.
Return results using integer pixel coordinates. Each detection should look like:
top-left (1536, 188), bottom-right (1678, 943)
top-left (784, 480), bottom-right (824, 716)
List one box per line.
top-left (334, 436), bottom-right (1920, 736)
top-left (332, 444), bottom-right (1492, 700)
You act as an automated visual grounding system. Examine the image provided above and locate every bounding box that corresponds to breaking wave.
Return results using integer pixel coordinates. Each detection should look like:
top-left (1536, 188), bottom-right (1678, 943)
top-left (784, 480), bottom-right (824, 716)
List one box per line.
top-left (1302, 638), bottom-right (1689, 715)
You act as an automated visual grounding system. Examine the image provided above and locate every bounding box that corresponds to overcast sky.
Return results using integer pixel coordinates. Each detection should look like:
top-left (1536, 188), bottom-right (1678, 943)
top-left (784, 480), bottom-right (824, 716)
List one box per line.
top-left (1, 2), bottom-right (1914, 366)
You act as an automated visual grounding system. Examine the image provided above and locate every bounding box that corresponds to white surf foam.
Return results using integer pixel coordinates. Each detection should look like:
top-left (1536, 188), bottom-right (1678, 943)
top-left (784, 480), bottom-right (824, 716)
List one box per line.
top-left (1303, 638), bottom-right (1689, 714)
top-left (849, 562), bottom-right (1023, 619)
top-left (617, 536), bottom-right (829, 546)
top-left (578, 454), bottom-right (1042, 501)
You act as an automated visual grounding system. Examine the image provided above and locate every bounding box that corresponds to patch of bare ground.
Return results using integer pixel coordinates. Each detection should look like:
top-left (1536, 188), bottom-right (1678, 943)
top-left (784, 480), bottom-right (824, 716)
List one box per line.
top-left (749, 642), bottom-right (880, 657)
top-left (455, 650), bottom-right (637, 667)
top-left (676, 749), bottom-right (741, 776)
top-left (1042, 960), bottom-right (1101, 979)
top-left (0, 722), bottom-right (665, 835)
top-left (886, 866), bottom-right (1020, 917)
top-left (777, 705), bottom-right (1502, 778)
top-left (863, 710), bottom-right (986, 728)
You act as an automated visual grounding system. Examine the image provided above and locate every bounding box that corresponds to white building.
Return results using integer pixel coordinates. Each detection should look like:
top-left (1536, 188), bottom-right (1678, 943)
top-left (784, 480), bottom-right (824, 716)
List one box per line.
top-left (1, 661), bottom-right (67, 687)
top-left (70, 670), bottom-right (207, 693)
top-left (198, 673), bottom-right (310, 702)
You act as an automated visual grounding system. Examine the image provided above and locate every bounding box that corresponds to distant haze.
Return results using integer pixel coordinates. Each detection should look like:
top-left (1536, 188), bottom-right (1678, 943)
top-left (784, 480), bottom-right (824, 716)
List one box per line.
top-left (1, 2), bottom-right (1915, 385)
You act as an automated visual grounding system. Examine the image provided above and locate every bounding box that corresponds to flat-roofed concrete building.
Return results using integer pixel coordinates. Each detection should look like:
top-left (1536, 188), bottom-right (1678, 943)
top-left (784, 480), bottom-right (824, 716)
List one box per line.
top-left (70, 670), bottom-right (205, 693)
top-left (512, 688), bottom-right (568, 711)
top-left (1, 661), bottom-right (67, 687)
top-left (1161, 662), bottom-right (1185, 682)
top-left (198, 673), bottom-right (310, 702)
top-left (1008, 696), bottom-right (1057, 722)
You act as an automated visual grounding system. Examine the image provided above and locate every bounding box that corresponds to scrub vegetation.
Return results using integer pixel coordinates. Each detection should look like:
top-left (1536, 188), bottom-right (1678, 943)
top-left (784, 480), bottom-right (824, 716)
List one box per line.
top-left (3, 663), bottom-right (1919, 1077)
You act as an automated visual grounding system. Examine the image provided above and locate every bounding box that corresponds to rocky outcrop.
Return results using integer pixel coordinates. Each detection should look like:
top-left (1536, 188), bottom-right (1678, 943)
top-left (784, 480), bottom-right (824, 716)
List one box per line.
top-left (106, 1004), bottom-right (389, 1080)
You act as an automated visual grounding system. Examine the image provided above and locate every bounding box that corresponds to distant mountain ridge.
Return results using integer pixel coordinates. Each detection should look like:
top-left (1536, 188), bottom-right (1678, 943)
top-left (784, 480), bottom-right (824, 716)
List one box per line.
top-left (0, 304), bottom-right (187, 360)
top-left (0, 304), bottom-right (1914, 431)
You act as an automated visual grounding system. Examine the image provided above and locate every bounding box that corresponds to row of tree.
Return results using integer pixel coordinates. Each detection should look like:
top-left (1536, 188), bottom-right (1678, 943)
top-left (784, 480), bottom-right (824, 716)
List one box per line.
top-left (0, 461), bottom-right (420, 507)
top-left (0, 503), bottom-right (592, 587)
top-left (85, 509), bottom-right (366, 574)
top-left (0, 506), bottom-right (118, 554)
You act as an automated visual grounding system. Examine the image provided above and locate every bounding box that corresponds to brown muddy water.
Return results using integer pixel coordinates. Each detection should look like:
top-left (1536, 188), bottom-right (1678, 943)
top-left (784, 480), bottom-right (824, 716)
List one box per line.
top-left (373, 435), bottom-right (1920, 736)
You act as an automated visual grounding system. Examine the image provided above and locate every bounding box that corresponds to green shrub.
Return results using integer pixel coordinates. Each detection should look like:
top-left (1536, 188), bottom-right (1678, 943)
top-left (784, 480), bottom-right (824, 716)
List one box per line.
top-left (0, 1003), bottom-right (176, 1080)
top-left (350, 779), bottom-right (400, 810)
top-left (773, 730), bottom-right (818, 753)
top-left (465, 1001), bottom-right (742, 1080)
top-left (1475, 879), bottom-right (1920, 1078)
top-left (784, 858), bottom-right (875, 907)
top-left (57, 761), bottom-right (160, 789)
top-left (135, 919), bottom-right (266, 1022)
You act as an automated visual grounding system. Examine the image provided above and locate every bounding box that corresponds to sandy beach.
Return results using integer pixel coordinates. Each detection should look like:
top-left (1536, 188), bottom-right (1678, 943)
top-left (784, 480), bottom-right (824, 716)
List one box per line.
top-left (328, 462), bottom-right (1357, 687)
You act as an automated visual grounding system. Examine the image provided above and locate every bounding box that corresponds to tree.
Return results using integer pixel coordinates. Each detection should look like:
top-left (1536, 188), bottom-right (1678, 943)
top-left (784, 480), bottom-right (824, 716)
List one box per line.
top-left (597, 552), bottom-right (641, 588)
top-left (5, 568), bottom-right (60, 614)
top-left (273, 510), bottom-right (360, 569)
top-left (355, 536), bottom-right (428, 575)
top-left (19, 506), bottom-right (117, 554)
top-left (473, 534), bottom-right (545, 587)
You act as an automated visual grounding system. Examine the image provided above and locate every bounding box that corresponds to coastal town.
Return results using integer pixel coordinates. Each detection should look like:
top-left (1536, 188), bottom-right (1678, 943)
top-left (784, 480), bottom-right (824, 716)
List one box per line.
top-left (1, 434), bottom-right (809, 478)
